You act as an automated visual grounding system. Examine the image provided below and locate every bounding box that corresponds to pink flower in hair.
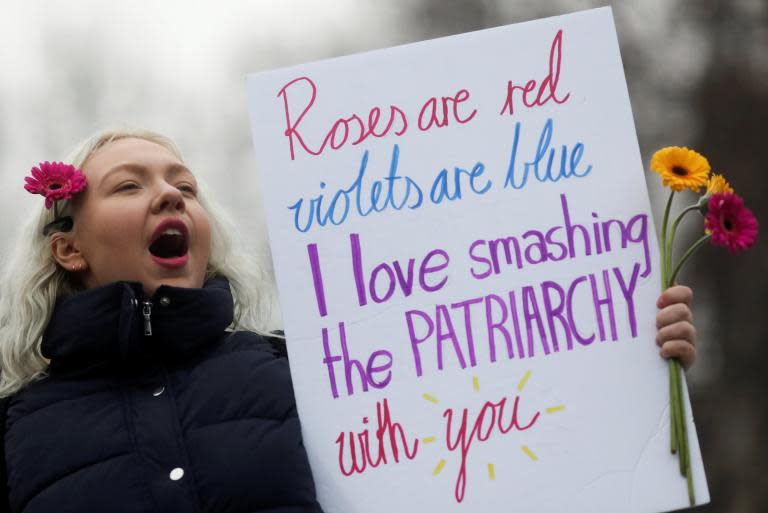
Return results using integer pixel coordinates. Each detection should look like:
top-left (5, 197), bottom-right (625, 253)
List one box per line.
top-left (24, 161), bottom-right (87, 209)
top-left (704, 193), bottom-right (759, 255)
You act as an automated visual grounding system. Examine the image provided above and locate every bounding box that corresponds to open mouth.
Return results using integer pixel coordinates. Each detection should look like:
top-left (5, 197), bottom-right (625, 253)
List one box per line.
top-left (148, 220), bottom-right (189, 266)
top-left (149, 229), bottom-right (188, 259)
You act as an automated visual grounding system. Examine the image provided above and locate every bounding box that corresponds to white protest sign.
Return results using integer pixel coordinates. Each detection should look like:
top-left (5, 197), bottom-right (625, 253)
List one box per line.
top-left (246, 7), bottom-right (709, 513)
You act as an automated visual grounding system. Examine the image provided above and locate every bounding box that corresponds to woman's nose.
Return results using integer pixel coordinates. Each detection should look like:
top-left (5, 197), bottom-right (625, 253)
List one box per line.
top-left (151, 182), bottom-right (185, 214)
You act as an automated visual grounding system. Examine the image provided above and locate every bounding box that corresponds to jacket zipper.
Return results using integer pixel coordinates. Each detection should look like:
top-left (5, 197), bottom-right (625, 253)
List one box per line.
top-left (142, 300), bottom-right (153, 336)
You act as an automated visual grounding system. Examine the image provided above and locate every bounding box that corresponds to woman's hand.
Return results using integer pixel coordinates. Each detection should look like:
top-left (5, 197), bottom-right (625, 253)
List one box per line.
top-left (656, 285), bottom-right (697, 370)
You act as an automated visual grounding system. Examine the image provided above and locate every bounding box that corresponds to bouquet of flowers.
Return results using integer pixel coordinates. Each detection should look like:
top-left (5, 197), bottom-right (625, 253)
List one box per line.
top-left (651, 147), bottom-right (759, 505)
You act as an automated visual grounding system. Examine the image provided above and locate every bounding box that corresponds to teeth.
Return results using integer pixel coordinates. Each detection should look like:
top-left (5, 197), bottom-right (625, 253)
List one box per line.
top-left (162, 228), bottom-right (183, 236)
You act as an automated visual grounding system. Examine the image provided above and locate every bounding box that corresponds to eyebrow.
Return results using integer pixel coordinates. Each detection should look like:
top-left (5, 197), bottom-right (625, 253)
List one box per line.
top-left (98, 163), bottom-right (194, 191)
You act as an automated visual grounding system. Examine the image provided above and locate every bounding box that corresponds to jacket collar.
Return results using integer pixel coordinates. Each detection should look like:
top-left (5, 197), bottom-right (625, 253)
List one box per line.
top-left (41, 276), bottom-right (234, 377)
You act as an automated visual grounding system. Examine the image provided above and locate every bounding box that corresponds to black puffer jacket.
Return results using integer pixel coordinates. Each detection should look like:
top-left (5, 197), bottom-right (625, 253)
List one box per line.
top-left (2, 276), bottom-right (323, 513)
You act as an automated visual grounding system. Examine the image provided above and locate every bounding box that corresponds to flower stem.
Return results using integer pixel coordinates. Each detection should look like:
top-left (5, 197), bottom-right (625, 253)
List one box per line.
top-left (668, 360), bottom-right (678, 454)
top-left (673, 358), bottom-right (696, 505)
top-left (686, 454), bottom-right (695, 506)
top-left (666, 204), bottom-right (700, 283)
top-left (673, 360), bottom-right (686, 476)
top-left (660, 191), bottom-right (675, 286)
top-left (657, 190), bottom-right (698, 505)
top-left (671, 360), bottom-right (683, 470)
top-left (668, 234), bottom-right (712, 286)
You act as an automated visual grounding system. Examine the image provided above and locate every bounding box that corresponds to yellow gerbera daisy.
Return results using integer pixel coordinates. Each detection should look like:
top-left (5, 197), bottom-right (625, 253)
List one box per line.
top-left (650, 146), bottom-right (710, 192)
top-left (706, 173), bottom-right (734, 195)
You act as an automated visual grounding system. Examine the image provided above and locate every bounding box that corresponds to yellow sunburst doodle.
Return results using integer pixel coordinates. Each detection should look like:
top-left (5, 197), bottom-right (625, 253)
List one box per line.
top-left (650, 146), bottom-right (710, 192)
top-left (472, 376), bottom-right (480, 392)
top-left (422, 436), bottom-right (436, 444)
top-left (545, 405), bottom-right (565, 414)
top-left (422, 393), bottom-right (439, 404)
top-left (487, 463), bottom-right (496, 481)
top-left (433, 459), bottom-right (446, 476)
top-left (517, 370), bottom-right (532, 391)
top-left (706, 174), bottom-right (734, 195)
top-left (521, 446), bottom-right (538, 461)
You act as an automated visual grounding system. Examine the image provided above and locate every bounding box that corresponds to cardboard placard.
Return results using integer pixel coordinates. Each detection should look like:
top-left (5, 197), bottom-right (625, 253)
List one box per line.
top-left (247, 7), bottom-right (708, 512)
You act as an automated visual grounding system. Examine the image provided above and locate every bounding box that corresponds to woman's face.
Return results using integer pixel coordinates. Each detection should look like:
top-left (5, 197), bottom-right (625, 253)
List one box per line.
top-left (67, 137), bottom-right (211, 296)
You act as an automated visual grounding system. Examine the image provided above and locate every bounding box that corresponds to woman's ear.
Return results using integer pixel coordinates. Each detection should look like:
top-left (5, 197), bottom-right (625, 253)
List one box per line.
top-left (50, 233), bottom-right (88, 273)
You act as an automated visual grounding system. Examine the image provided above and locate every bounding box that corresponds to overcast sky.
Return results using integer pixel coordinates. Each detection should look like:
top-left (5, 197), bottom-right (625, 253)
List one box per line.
top-left (1, 1), bottom-right (399, 264)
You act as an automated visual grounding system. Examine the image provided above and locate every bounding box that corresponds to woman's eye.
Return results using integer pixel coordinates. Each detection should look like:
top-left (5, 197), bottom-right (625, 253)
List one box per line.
top-left (115, 182), bottom-right (139, 192)
top-left (177, 184), bottom-right (197, 195)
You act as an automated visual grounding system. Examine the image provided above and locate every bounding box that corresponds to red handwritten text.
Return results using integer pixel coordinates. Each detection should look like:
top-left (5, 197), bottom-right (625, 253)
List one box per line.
top-left (335, 398), bottom-right (419, 476)
top-left (444, 394), bottom-right (541, 502)
top-left (498, 29), bottom-right (571, 116)
top-left (417, 88), bottom-right (478, 131)
top-left (276, 29), bottom-right (572, 160)
top-left (278, 76), bottom-right (408, 160)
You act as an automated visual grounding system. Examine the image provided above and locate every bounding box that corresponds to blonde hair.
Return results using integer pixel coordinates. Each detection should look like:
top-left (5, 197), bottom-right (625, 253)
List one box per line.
top-left (0, 127), bottom-right (275, 397)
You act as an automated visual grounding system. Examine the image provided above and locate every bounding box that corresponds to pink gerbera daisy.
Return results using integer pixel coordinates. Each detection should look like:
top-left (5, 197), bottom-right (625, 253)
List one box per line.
top-left (24, 161), bottom-right (87, 209)
top-left (704, 193), bottom-right (759, 255)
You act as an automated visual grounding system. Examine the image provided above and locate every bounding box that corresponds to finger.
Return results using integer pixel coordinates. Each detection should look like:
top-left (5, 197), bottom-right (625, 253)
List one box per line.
top-left (656, 320), bottom-right (696, 347)
top-left (656, 303), bottom-right (693, 329)
top-left (660, 339), bottom-right (697, 370)
top-left (657, 285), bottom-right (693, 309)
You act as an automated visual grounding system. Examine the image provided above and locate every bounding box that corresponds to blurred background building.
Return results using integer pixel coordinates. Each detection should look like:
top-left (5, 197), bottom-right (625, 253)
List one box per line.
top-left (1, 1), bottom-right (765, 510)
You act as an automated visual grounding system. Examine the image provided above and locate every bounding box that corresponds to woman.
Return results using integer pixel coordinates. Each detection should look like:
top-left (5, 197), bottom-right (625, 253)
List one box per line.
top-left (0, 128), bottom-right (696, 512)
top-left (0, 129), bottom-right (324, 513)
